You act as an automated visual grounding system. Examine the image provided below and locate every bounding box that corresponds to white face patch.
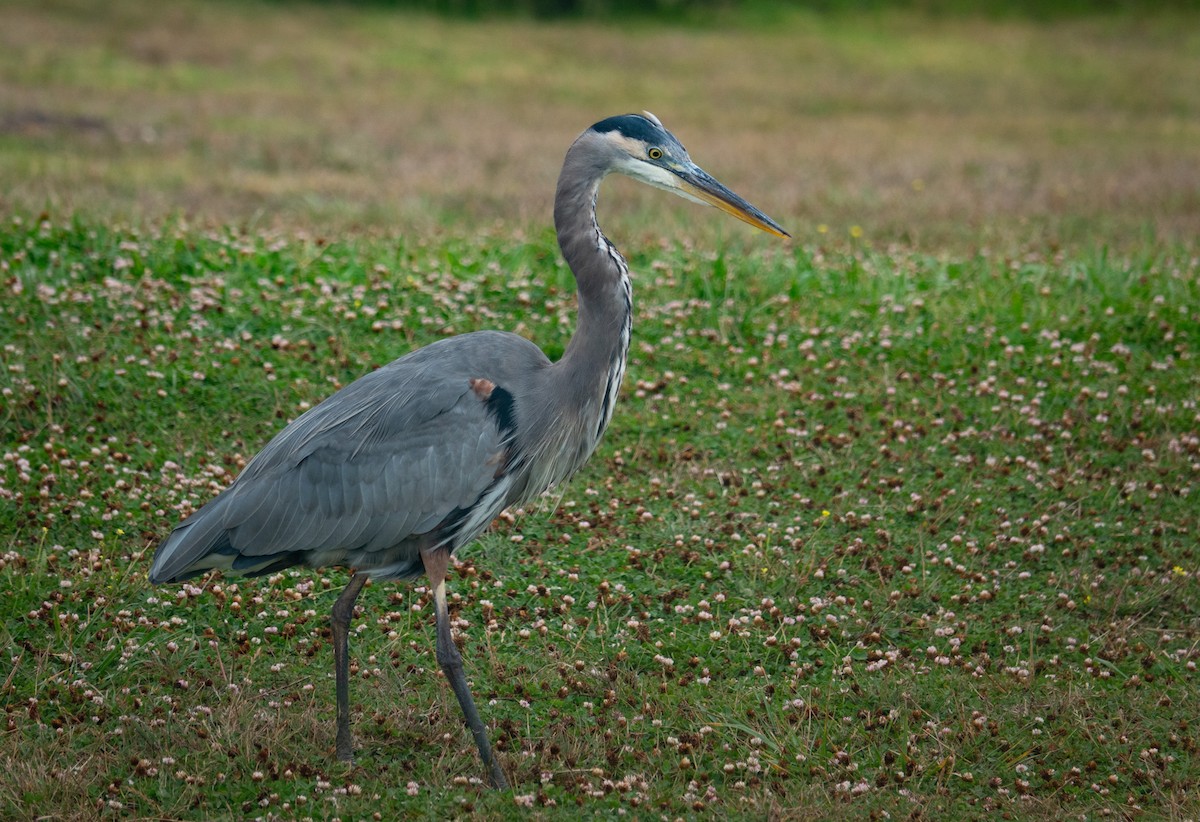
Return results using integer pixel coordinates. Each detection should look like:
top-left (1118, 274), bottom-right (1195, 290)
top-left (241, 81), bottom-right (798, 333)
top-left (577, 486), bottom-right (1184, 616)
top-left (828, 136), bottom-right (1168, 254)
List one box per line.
top-left (612, 155), bottom-right (708, 206)
top-left (597, 129), bottom-right (709, 208)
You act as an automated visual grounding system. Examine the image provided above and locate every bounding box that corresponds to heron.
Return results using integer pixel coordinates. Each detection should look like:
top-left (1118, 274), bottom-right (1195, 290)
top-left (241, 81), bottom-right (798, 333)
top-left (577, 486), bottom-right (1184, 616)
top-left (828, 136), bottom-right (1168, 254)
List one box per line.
top-left (149, 112), bottom-right (788, 788)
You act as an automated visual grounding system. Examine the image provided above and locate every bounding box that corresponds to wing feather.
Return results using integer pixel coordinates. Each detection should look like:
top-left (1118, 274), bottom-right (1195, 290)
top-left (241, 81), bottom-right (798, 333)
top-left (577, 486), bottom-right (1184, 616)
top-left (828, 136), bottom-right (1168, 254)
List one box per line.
top-left (150, 332), bottom-right (545, 584)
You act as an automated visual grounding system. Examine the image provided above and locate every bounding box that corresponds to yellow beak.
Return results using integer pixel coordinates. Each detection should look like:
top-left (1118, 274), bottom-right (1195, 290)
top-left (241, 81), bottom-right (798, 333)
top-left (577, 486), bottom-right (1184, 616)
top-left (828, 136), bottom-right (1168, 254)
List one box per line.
top-left (676, 165), bottom-right (790, 239)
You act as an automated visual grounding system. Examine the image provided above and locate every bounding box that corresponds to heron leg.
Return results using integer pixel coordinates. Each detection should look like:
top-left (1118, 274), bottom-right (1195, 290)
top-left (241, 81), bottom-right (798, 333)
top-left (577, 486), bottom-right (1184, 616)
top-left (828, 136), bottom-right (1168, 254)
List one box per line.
top-left (332, 572), bottom-right (368, 762)
top-left (423, 547), bottom-right (509, 789)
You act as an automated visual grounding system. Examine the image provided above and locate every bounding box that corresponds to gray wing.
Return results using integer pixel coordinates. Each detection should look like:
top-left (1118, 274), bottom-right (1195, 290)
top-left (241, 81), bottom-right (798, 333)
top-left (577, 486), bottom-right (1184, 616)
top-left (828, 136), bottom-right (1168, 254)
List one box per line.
top-left (149, 332), bottom-right (543, 584)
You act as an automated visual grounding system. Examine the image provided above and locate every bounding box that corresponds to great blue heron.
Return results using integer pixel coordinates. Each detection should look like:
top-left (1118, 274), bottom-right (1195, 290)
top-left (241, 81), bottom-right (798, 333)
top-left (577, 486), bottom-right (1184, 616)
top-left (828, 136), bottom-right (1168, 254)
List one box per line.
top-left (149, 112), bottom-right (788, 788)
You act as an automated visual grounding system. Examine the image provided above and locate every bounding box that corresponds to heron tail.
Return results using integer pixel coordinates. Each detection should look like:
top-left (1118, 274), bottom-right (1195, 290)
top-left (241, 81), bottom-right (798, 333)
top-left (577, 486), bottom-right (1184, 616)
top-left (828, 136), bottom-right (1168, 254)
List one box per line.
top-left (148, 495), bottom-right (238, 584)
top-left (150, 490), bottom-right (306, 584)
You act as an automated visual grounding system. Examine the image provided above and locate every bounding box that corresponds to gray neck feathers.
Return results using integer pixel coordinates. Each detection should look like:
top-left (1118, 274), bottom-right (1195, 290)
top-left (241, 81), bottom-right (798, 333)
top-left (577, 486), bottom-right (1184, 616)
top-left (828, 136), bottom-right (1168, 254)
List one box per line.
top-left (505, 133), bottom-right (634, 501)
top-left (552, 135), bottom-right (634, 443)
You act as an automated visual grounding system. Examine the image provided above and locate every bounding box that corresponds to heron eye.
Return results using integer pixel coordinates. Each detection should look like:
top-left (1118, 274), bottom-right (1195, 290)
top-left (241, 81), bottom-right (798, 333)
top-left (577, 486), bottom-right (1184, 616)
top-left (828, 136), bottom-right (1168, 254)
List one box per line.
top-left (647, 147), bottom-right (663, 160)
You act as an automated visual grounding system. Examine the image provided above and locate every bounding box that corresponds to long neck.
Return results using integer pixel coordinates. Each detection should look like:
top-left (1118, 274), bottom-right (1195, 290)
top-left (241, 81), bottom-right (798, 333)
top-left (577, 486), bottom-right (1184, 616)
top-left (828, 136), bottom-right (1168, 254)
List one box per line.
top-left (552, 145), bottom-right (633, 443)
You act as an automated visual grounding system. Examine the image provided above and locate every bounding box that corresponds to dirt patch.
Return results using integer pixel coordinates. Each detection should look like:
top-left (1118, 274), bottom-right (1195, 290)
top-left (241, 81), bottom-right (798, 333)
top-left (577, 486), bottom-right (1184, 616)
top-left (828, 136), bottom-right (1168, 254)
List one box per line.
top-left (0, 109), bottom-right (110, 137)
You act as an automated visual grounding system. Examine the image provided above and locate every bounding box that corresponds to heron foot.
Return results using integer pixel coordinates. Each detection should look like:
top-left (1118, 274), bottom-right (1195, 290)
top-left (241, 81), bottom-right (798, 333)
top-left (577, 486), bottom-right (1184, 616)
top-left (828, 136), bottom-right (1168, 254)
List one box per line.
top-left (335, 723), bottom-right (354, 763)
top-left (424, 548), bottom-right (509, 789)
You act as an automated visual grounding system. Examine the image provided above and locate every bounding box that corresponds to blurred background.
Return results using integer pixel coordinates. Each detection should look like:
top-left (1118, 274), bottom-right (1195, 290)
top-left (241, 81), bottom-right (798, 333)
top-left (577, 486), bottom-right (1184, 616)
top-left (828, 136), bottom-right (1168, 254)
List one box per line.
top-left (2, 0), bottom-right (1197, 252)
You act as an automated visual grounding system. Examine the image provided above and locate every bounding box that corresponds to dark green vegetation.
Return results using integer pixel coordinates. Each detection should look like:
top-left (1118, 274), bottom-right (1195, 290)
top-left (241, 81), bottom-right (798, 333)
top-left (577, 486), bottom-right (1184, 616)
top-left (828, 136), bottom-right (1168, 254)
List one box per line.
top-left (301, 0), bottom-right (1200, 22)
top-left (2, 0), bottom-right (1199, 818)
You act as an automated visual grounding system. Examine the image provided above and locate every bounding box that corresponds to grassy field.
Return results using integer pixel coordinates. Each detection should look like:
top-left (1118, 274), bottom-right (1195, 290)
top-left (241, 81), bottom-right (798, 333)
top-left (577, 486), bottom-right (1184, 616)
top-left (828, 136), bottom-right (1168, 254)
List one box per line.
top-left (3, 0), bottom-right (1199, 251)
top-left (3, 0), bottom-right (1200, 819)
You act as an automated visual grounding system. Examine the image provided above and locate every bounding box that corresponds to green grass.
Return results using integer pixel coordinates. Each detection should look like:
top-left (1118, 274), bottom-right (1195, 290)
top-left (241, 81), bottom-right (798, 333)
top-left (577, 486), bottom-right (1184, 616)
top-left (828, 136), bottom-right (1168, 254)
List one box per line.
top-left (2, 219), bottom-right (1198, 818)
top-left (2, 0), bottom-right (1200, 817)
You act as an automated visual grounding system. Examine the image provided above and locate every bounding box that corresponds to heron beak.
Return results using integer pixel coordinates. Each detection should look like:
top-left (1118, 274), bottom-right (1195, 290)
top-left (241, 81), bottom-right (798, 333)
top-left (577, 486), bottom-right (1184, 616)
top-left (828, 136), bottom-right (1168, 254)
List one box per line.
top-left (674, 164), bottom-right (790, 239)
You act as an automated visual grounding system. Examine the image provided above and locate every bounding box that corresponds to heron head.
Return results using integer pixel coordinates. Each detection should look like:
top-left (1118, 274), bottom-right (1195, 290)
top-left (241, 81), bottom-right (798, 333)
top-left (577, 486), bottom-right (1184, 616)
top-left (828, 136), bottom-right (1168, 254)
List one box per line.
top-left (588, 111), bottom-right (790, 239)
